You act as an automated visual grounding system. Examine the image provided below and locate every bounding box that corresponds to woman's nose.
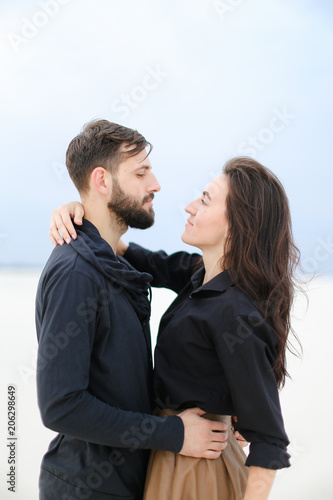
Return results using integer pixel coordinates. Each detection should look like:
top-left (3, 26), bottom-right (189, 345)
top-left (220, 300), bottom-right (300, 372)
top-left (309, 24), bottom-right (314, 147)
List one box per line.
top-left (185, 199), bottom-right (198, 215)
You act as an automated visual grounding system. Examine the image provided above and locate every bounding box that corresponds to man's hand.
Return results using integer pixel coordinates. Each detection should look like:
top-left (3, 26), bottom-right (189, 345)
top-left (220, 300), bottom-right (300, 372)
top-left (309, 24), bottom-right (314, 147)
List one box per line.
top-left (178, 408), bottom-right (228, 459)
top-left (49, 201), bottom-right (84, 246)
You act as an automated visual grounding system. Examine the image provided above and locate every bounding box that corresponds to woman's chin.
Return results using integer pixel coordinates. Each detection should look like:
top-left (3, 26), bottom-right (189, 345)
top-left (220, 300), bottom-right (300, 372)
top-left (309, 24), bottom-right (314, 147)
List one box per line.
top-left (181, 232), bottom-right (188, 244)
top-left (181, 232), bottom-right (194, 247)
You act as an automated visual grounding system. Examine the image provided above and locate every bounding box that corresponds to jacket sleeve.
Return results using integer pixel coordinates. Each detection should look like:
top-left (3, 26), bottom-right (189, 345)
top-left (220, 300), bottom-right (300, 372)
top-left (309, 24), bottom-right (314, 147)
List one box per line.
top-left (36, 269), bottom-right (184, 453)
top-left (124, 243), bottom-right (202, 293)
top-left (212, 303), bottom-right (291, 470)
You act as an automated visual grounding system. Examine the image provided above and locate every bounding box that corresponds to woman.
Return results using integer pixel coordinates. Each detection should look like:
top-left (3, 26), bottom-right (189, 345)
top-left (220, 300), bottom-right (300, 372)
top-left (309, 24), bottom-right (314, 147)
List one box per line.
top-left (50, 157), bottom-right (299, 500)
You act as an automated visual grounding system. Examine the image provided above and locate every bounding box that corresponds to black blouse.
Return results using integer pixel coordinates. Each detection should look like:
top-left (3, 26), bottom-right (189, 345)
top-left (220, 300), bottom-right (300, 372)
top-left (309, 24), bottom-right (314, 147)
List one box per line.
top-left (124, 243), bottom-right (291, 470)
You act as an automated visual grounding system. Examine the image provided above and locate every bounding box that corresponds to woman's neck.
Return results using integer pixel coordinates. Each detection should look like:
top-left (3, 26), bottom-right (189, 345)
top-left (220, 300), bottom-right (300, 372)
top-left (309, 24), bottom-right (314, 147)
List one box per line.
top-left (201, 248), bottom-right (225, 285)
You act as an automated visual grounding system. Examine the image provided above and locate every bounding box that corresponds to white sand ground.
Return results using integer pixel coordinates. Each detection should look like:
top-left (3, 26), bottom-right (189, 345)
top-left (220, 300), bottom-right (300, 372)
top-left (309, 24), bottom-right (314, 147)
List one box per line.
top-left (0, 270), bottom-right (332, 500)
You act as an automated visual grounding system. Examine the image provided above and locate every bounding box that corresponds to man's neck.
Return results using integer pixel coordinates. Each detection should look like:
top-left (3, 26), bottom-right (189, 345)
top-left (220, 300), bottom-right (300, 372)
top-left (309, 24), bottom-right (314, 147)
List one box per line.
top-left (82, 200), bottom-right (127, 255)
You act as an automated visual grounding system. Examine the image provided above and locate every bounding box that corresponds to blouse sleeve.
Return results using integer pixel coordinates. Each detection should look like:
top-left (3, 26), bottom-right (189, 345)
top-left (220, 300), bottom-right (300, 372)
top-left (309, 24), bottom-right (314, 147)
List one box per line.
top-left (212, 301), bottom-right (291, 470)
top-left (124, 243), bottom-right (202, 294)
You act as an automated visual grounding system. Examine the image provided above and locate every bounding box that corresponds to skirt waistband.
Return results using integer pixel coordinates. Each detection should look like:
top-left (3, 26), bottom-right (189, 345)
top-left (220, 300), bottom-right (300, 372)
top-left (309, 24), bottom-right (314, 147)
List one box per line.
top-left (158, 409), bottom-right (233, 430)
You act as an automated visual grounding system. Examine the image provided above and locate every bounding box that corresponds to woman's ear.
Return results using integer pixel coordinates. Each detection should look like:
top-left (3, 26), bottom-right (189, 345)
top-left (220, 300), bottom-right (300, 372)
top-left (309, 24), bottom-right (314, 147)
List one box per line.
top-left (90, 167), bottom-right (112, 196)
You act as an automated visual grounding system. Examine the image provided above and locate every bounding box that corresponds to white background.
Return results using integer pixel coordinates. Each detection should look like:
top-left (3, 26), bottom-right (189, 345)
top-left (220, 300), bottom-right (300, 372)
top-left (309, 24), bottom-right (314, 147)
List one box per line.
top-left (0, 0), bottom-right (332, 272)
top-left (1, 272), bottom-right (333, 499)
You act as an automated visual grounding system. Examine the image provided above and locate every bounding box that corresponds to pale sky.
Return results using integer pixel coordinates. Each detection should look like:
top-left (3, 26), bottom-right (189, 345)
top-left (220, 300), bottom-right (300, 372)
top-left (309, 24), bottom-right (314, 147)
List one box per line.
top-left (0, 0), bottom-right (332, 275)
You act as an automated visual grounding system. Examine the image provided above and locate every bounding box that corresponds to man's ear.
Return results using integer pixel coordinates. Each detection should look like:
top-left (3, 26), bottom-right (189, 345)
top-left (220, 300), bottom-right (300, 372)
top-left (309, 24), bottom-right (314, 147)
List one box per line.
top-left (90, 167), bottom-right (112, 195)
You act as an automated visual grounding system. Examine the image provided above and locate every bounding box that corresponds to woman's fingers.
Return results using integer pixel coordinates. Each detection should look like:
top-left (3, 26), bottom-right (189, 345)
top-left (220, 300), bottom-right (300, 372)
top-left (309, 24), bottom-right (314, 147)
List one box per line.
top-left (58, 207), bottom-right (78, 241)
top-left (49, 202), bottom-right (84, 246)
top-left (72, 203), bottom-right (84, 225)
top-left (50, 210), bottom-right (64, 246)
top-left (50, 209), bottom-right (75, 245)
top-left (234, 431), bottom-right (248, 448)
top-left (49, 230), bottom-right (59, 247)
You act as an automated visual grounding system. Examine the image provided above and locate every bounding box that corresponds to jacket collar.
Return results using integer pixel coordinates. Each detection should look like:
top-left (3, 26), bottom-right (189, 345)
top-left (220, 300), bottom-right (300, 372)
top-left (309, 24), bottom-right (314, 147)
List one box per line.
top-left (190, 266), bottom-right (234, 296)
top-left (72, 219), bottom-right (153, 293)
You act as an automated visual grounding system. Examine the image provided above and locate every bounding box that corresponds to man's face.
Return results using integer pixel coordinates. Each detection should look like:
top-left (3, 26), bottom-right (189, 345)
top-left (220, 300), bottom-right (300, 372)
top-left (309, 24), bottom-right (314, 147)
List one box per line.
top-left (108, 148), bottom-right (161, 229)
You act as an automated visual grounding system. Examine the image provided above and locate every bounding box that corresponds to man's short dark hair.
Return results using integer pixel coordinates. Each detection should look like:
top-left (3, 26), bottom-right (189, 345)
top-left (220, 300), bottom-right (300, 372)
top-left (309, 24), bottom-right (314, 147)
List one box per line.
top-left (66, 119), bottom-right (152, 193)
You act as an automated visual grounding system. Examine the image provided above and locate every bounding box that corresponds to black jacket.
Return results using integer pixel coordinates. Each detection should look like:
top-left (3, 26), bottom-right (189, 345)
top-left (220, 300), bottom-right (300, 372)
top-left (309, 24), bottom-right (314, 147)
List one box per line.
top-left (124, 243), bottom-right (291, 470)
top-left (35, 221), bottom-right (183, 500)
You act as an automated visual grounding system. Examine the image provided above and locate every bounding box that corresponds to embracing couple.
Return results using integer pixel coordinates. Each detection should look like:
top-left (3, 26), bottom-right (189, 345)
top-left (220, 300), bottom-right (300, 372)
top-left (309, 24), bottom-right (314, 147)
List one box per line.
top-left (36, 119), bottom-right (296, 500)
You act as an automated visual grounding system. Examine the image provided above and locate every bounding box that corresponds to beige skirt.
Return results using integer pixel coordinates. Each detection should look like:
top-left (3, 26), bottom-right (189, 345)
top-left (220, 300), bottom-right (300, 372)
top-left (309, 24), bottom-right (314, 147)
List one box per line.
top-left (143, 410), bottom-right (249, 500)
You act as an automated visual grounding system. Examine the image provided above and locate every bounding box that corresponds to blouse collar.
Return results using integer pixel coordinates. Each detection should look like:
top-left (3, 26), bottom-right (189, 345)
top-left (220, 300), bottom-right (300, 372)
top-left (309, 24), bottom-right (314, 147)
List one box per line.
top-left (190, 266), bottom-right (234, 296)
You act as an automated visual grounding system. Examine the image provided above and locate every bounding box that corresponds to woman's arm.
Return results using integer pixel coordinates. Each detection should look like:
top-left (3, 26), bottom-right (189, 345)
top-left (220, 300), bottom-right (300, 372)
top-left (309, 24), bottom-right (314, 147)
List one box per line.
top-left (48, 203), bottom-right (201, 292)
top-left (212, 299), bottom-right (291, 472)
top-left (123, 243), bottom-right (201, 293)
top-left (244, 467), bottom-right (276, 500)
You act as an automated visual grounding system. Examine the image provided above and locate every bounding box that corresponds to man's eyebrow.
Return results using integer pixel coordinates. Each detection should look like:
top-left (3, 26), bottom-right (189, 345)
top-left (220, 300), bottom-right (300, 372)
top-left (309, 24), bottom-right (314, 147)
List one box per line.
top-left (135, 164), bottom-right (151, 171)
top-left (202, 190), bottom-right (211, 200)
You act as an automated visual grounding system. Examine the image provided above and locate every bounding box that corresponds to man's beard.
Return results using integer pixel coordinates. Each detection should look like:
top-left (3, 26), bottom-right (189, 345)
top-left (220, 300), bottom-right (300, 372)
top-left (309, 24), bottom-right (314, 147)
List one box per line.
top-left (108, 178), bottom-right (155, 229)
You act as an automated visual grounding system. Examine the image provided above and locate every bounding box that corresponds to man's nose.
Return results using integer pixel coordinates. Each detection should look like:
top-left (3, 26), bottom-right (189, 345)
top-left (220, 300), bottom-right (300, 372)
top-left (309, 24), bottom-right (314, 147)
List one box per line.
top-left (148, 172), bottom-right (161, 193)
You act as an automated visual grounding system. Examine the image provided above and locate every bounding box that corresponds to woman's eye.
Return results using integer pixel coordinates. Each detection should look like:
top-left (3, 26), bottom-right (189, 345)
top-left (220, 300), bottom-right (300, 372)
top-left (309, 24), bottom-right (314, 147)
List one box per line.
top-left (137, 173), bottom-right (145, 177)
top-left (200, 198), bottom-right (206, 205)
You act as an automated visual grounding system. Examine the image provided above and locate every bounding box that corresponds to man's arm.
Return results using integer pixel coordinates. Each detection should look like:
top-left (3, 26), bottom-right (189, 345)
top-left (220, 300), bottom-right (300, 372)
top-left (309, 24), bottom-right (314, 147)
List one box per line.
top-left (36, 268), bottom-right (227, 457)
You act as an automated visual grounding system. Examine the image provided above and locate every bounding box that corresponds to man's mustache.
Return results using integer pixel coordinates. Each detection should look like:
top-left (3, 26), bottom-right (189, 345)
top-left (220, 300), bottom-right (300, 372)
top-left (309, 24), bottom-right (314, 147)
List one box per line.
top-left (142, 194), bottom-right (154, 204)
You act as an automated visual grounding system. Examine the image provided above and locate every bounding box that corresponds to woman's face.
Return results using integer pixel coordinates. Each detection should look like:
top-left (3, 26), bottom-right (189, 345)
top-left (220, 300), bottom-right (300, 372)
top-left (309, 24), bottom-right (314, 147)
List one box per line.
top-left (181, 174), bottom-right (229, 252)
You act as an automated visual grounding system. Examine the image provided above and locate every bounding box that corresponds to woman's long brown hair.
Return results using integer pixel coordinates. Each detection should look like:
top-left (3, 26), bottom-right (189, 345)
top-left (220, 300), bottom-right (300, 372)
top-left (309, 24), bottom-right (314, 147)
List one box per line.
top-left (221, 157), bottom-right (301, 388)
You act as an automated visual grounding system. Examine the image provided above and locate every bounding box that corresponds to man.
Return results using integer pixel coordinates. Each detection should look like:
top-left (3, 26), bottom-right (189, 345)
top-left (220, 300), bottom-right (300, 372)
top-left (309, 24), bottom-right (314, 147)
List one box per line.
top-left (36, 120), bottom-right (228, 500)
